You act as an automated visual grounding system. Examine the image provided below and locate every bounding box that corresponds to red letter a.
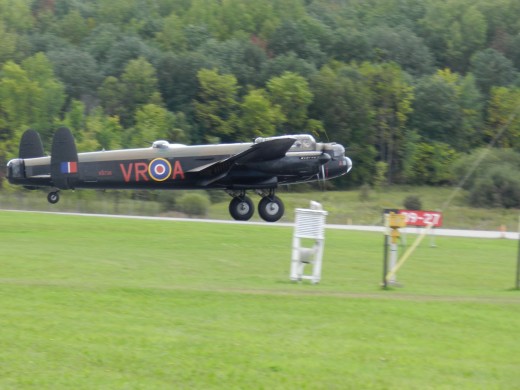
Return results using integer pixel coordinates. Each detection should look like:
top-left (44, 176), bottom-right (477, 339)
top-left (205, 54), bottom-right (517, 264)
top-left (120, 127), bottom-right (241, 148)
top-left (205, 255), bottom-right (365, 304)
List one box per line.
top-left (172, 161), bottom-right (185, 180)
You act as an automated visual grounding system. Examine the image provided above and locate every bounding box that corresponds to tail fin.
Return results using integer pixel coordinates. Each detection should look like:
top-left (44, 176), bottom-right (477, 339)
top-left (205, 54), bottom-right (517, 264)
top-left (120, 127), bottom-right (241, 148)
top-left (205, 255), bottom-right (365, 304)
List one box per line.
top-left (19, 129), bottom-right (45, 158)
top-left (50, 127), bottom-right (79, 190)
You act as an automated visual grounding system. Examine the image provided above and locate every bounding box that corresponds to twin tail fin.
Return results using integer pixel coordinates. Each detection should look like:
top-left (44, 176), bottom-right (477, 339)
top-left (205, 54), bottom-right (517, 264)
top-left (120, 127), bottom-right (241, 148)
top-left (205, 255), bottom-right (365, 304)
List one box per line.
top-left (50, 127), bottom-right (79, 190)
top-left (19, 129), bottom-right (45, 159)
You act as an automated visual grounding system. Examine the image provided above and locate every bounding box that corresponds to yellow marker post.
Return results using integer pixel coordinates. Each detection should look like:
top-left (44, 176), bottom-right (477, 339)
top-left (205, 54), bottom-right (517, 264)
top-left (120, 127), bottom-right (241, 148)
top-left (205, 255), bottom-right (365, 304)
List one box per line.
top-left (385, 223), bottom-right (433, 284)
top-left (383, 212), bottom-right (406, 287)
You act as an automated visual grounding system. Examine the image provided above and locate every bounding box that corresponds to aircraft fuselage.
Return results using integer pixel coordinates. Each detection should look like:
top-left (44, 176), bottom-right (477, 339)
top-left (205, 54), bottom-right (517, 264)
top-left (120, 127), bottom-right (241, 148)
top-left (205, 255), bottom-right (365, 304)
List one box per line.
top-left (9, 141), bottom-right (349, 190)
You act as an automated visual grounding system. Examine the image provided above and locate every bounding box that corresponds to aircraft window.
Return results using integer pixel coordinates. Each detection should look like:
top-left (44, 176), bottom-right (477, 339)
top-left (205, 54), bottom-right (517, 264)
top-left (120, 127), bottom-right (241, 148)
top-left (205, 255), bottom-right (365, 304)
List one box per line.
top-left (290, 135), bottom-right (316, 151)
top-left (255, 134), bottom-right (316, 151)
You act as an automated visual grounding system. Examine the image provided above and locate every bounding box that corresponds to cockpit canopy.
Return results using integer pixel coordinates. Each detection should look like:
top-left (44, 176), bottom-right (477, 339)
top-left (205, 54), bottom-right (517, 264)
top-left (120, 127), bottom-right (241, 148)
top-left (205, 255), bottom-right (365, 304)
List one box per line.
top-left (255, 134), bottom-right (316, 151)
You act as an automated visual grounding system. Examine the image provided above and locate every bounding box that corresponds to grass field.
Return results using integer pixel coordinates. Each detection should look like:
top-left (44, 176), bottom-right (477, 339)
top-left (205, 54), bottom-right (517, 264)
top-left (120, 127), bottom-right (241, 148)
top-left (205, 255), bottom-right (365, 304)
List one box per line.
top-left (1, 211), bottom-right (519, 389)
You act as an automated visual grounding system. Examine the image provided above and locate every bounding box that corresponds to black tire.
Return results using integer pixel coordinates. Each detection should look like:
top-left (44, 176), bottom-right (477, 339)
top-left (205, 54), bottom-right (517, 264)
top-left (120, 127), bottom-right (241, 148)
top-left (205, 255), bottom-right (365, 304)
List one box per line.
top-left (258, 196), bottom-right (284, 222)
top-left (47, 191), bottom-right (60, 204)
top-left (229, 196), bottom-right (254, 221)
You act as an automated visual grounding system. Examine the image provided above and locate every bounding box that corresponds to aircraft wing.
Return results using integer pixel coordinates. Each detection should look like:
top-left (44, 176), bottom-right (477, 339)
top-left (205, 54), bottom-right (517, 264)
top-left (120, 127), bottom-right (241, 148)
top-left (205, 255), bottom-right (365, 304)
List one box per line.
top-left (188, 137), bottom-right (295, 186)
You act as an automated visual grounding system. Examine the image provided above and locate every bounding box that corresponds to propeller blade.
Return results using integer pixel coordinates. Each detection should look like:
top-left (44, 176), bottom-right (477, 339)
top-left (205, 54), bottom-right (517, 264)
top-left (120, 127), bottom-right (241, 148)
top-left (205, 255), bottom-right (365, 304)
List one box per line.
top-left (317, 153), bottom-right (331, 191)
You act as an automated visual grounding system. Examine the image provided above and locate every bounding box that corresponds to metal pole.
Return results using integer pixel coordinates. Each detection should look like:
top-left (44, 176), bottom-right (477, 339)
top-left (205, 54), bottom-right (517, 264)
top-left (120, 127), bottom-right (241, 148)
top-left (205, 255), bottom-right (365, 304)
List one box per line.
top-left (430, 227), bottom-right (437, 248)
top-left (383, 234), bottom-right (389, 288)
top-left (389, 241), bottom-right (398, 285)
top-left (516, 215), bottom-right (520, 290)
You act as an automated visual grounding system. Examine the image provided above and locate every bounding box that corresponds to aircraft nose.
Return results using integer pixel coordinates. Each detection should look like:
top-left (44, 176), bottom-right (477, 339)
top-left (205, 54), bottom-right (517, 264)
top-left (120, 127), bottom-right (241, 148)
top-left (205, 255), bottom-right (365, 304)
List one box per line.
top-left (345, 156), bottom-right (352, 173)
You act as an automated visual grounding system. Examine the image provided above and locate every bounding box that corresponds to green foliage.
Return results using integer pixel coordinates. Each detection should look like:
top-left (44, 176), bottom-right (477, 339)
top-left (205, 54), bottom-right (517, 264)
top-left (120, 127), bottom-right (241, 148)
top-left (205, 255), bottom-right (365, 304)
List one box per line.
top-left (156, 52), bottom-right (211, 114)
top-left (373, 161), bottom-right (388, 188)
top-left (131, 103), bottom-right (176, 147)
top-left (238, 88), bottom-right (284, 139)
top-left (154, 13), bottom-right (186, 52)
top-left (2, 0), bottom-right (520, 189)
top-left (309, 64), bottom-right (376, 185)
top-left (470, 48), bottom-right (518, 95)
top-left (403, 141), bottom-right (458, 185)
top-left (469, 164), bottom-right (520, 208)
top-left (194, 68), bottom-right (240, 142)
top-left (419, 1), bottom-right (487, 72)
top-left (268, 19), bottom-right (327, 67)
top-left (176, 192), bottom-right (210, 217)
top-left (410, 69), bottom-right (483, 152)
top-left (119, 57), bottom-right (162, 126)
top-left (199, 38), bottom-right (267, 86)
top-left (54, 10), bottom-right (89, 45)
top-left (47, 48), bottom-right (102, 100)
top-left (206, 189), bottom-right (227, 204)
top-left (358, 62), bottom-right (414, 183)
top-left (88, 109), bottom-right (123, 151)
top-left (0, 0), bottom-right (33, 32)
top-left (266, 71), bottom-right (313, 132)
top-left (0, 53), bottom-right (65, 143)
top-left (485, 86), bottom-right (520, 149)
top-left (453, 148), bottom-right (520, 208)
top-left (367, 25), bottom-right (434, 76)
top-left (156, 190), bottom-right (177, 211)
top-left (403, 194), bottom-right (422, 210)
top-left (0, 21), bottom-right (18, 64)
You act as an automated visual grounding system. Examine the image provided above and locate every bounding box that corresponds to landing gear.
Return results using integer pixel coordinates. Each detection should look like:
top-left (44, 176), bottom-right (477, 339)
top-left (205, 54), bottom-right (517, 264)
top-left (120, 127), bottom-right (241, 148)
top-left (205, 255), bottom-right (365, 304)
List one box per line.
top-left (227, 189), bottom-right (285, 222)
top-left (47, 191), bottom-right (60, 204)
top-left (258, 195), bottom-right (284, 222)
top-left (228, 194), bottom-right (254, 221)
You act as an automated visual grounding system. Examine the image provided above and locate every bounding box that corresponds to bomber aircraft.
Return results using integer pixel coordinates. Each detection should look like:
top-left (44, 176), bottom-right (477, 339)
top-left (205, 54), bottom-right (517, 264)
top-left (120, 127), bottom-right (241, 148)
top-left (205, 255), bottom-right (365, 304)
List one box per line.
top-left (7, 128), bottom-right (352, 222)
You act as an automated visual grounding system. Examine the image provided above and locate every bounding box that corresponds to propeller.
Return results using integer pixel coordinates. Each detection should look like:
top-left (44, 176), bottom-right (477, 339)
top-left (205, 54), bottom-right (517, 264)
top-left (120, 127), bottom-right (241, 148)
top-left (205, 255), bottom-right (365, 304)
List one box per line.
top-left (317, 152), bottom-right (331, 190)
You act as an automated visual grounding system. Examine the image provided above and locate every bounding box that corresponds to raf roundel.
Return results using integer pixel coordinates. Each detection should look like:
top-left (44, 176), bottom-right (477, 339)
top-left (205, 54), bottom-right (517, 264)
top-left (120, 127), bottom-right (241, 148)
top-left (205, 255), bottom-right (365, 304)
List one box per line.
top-left (148, 158), bottom-right (172, 181)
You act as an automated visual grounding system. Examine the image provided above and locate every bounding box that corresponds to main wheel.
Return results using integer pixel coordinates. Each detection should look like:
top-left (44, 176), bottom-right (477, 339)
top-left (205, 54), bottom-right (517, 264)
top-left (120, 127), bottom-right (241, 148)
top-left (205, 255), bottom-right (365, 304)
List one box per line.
top-left (258, 196), bottom-right (284, 222)
top-left (47, 191), bottom-right (60, 204)
top-left (229, 196), bottom-right (254, 221)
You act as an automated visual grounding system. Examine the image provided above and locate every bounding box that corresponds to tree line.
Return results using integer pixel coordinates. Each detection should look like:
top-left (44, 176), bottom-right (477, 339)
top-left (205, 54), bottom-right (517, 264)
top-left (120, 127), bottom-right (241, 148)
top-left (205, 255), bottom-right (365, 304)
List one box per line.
top-left (1, 0), bottom-right (520, 206)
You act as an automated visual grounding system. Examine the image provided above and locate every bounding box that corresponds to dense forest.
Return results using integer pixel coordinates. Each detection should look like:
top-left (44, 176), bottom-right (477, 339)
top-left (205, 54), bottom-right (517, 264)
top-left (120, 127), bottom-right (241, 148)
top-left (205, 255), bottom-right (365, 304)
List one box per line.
top-left (1, 0), bottom-right (520, 207)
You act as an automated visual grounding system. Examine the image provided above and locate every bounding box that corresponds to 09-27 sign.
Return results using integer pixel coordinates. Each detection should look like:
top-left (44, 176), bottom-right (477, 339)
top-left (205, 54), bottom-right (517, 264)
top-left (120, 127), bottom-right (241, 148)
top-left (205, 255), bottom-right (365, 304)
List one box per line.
top-left (398, 210), bottom-right (443, 227)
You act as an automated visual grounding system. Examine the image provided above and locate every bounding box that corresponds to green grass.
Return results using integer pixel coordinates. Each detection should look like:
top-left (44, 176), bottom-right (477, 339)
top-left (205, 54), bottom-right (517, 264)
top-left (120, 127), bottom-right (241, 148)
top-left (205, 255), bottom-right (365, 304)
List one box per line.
top-left (0, 211), bottom-right (519, 389)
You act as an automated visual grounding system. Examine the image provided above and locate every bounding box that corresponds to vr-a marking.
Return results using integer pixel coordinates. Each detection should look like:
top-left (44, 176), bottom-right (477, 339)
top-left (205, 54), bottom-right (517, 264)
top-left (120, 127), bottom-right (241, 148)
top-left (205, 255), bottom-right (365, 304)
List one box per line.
top-left (7, 129), bottom-right (352, 222)
top-left (120, 159), bottom-right (185, 182)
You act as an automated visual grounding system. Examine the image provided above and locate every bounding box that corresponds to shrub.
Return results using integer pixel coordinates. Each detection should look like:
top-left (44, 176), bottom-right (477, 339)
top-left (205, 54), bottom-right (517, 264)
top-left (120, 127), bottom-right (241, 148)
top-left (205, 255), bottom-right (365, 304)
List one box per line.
top-left (453, 148), bottom-right (520, 208)
top-left (468, 165), bottom-right (520, 208)
top-left (157, 191), bottom-right (177, 211)
top-left (176, 193), bottom-right (210, 217)
top-left (403, 195), bottom-right (422, 210)
top-left (207, 190), bottom-right (227, 204)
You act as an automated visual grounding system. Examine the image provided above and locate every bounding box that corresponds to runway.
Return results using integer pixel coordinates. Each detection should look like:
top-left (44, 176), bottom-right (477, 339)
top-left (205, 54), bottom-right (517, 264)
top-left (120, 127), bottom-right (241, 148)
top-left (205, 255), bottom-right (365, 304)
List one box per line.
top-left (3, 209), bottom-right (519, 240)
